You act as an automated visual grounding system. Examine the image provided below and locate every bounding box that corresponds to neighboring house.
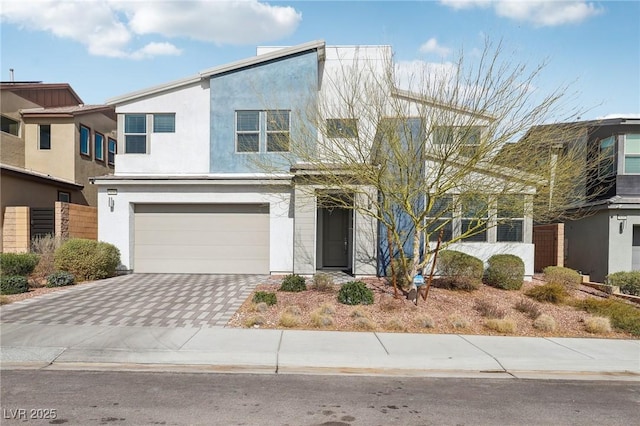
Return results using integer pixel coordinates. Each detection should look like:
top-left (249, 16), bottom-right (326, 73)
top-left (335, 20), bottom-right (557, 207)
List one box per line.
top-left (0, 82), bottom-right (116, 251)
top-left (94, 40), bottom-right (536, 276)
top-left (526, 117), bottom-right (640, 282)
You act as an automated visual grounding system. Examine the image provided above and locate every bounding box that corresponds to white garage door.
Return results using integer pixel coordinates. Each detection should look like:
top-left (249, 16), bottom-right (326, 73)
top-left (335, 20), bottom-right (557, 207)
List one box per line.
top-left (134, 204), bottom-right (270, 274)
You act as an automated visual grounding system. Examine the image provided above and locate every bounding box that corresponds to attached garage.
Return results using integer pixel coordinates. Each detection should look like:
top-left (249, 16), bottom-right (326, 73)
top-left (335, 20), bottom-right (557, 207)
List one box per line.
top-left (134, 204), bottom-right (270, 274)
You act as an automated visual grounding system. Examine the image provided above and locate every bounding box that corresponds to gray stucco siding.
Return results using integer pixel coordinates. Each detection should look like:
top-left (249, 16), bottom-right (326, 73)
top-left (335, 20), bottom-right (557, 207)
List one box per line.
top-left (209, 51), bottom-right (319, 173)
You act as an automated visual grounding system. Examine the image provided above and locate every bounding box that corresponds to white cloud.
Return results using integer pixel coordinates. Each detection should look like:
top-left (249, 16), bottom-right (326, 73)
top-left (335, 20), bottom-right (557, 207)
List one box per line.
top-left (394, 60), bottom-right (458, 93)
top-left (440, 0), bottom-right (602, 27)
top-left (419, 38), bottom-right (451, 57)
top-left (599, 113), bottom-right (640, 120)
top-left (0, 0), bottom-right (302, 59)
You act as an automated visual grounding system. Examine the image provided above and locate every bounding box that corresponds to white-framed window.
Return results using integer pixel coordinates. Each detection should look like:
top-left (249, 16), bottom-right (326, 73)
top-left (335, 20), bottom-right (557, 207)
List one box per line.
top-left (108, 137), bottom-right (117, 166)
top-left (39, 124), bottom-right (51, 150)
top-left (124, 114), bottom-right (147, 154)
top-left (236, 110), bottom-right (260, 152)
top-left (266, 110), bottom-right (290, 152)
top-left (426, 195), bottom-right (453, 242)
top-left (153, 113), bottom-right (175, 133)
top-left (80, 124), bottom-right (90, 156)
top-left (461, 195), bottom-right (488, 242)
top-left (1, 115), bottom-right (19, 136)
top-left (598, 136), bottom-right (616, 178)
top-left (624, 134), bottom-right (640, 174)
top-left (327, 118), bottom-right (358, 138)
top-left (496, 195), bottom-right (524, 242)
top-left (95, 132), bottom-right (104, 161)
top-left (433, 126), bottom-right (482, 157)
top-left (235, 110), bottom-right (291, 153)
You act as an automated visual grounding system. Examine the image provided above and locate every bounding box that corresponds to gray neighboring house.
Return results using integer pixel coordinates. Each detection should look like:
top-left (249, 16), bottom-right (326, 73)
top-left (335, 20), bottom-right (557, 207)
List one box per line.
top-left (529, 117), bottom-right (640, 282)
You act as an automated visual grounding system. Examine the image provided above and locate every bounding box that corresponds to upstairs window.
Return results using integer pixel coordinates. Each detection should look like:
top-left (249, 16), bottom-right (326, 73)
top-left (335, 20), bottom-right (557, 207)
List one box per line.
top-left (124, 114), bottom-right (147, 154)
top-left (1, 115), bottom-right (19, 136)
top-left (80, 125), bottom-right (90, 156)
top-left (266, 110), bottom-right (290, 152)
top-left (95, 132), bottom-right (104, 161)
top-left (58, 191), bottom-right (70, 203)
top-left (497, 195), bottom-right (524, 242)
top-left (624, 134), bottom-right (640, 174)
top-left (108, 137), bottom-right (117, 166)
top-left (39, 124), bottom-right (51, 150)
top-left (153, 113), bottom-right (175, 133)
top-left (598, 136), bottom-right (616, 178)
top-left (327, 118), bottom-right (358, 138)
top-left (236, 111), bottom-right (260, 152)
top-left (433, 126), bottom-right (482, 157)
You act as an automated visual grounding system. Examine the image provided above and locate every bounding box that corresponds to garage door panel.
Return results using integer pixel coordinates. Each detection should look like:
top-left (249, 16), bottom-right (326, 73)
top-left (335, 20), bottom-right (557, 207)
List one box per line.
top-left (134, 204), bottom-right (270, 274)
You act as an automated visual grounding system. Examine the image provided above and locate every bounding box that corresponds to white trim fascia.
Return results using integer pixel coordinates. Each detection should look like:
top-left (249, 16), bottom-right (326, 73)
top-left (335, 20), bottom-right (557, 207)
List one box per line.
top-left (106, 40), bottom-right (326, 106)
top-left (91, 173), bottom-right (294, 186)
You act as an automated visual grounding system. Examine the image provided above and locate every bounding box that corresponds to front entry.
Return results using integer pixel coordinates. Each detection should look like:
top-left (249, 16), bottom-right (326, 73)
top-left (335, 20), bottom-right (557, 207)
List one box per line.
top-left (321, 207), bottom-right (351, 269)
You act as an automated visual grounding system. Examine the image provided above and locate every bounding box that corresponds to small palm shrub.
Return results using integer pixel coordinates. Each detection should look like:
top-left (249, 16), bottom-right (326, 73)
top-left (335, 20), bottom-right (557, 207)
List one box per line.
top-left (54, 239), bottom-right (120, 281)
top-left (485, 254), bottom-right (524, 290)
top-left (0, 275), bottom-right (29, 295)
top-left (311, 273), bottom-right (335, 292)
top-left (533, 314), bottom-right (557, 332)
top-left (252, 291), bottom-right (277, 306)
top-left (337, 281), bottom-right (374, 305)
top-left (543, 266), bottom-right (582, 290)
top-left (584, 316), bottom-right (612, 334)
top-left (575, 298), bottom-right (640, 336)
top-left (525, 283), bottom-right (568, 304)
top-left (0, 253), bottom-right (39, 276)
top-left (46, 271), bottom-right (75, 288)
top-left (606, 271), bottom-right (640, 296)
top-left (279, 274), bottom-right (307, 292)
top-left (435, 250), bottom-right (484, 291)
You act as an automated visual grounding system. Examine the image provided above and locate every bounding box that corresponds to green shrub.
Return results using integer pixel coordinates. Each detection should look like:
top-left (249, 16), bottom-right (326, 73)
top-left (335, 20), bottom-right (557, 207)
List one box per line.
top-left (606, 271), bottom-right (640, 296)
top-left (575, 298), bottom-right (640, 336)
top-left (543, 266), bottom-right (582, 290)
top-left (0, 253), bottom-right (40, 276)
top-left (46, 271), bottom-right (76, 288)
top-left (279, 274), bottom-right (307, 292)
top-left (0, 275), bottom-right (29, 295)
top-left (436, 250), bottom-right (483, 291)
top-left (54, 239), bottom-right (120, 281)
top-left (252, 291), bottom-right (277, 306)
top-left (338, 281), bottom-right (374, 305)
top-left (485, 254), bottom-right (524, 290)
top-left (525, 283), bottom-right (568, 304)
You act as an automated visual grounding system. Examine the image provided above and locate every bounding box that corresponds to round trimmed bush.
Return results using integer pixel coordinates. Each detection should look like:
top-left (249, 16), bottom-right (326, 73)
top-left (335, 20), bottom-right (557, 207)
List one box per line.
top-left (543, 266), bottom-right (581, 290)
top-left (606, 271), bottom-right (640, 296)
top-left (338, 281), bottom-right (374, 305)
top-left (435, 250), bottom-right (483, 291)
top-left (0, 253), bottom-right (40, 276)
top-left (485, 254), bottom-right (524, 290)
top-left (0, 275), bottom-right (29, 295)
top-left (46, 271), bottom-right (76, 288)
top-left (54, 238), bottom-right (120, 281)
top-left (279, 274), bottom-right (307, 292)
top-left (252, 291), bottom-right (277, 306)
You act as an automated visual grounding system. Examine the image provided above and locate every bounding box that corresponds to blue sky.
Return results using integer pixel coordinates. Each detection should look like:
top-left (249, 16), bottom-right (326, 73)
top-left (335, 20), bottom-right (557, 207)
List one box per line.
top-left (1, 0), bottom-right (638, 120)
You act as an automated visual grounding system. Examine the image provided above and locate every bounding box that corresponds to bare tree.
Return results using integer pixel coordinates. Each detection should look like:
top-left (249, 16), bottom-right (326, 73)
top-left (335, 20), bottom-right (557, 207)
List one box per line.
top-left (257, 39), bottom-right (602, 300)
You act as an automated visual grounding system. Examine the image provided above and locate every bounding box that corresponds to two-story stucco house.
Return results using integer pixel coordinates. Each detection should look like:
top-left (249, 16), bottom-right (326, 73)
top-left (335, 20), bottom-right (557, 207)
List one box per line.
top-left (94, 40), bottom-right (537, 277)
top-left (527, 117), bottom-right (640, 282)
top-left (0, 82), bottom-right (116, 251)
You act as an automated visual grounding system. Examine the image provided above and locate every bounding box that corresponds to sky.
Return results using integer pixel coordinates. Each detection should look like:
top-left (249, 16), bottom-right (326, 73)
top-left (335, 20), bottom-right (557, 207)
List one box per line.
top-left (1, 0), bottom-right (638, 121)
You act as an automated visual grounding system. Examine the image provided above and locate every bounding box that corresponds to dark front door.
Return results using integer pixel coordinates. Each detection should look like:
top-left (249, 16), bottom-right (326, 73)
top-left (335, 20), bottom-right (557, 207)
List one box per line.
top-left (322, 207), bottom-right (350, 268)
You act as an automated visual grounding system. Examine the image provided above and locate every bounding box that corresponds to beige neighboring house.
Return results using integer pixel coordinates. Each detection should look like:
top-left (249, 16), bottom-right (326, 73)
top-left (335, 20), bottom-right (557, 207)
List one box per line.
top-left (1, 82), bottom-right (116, 252)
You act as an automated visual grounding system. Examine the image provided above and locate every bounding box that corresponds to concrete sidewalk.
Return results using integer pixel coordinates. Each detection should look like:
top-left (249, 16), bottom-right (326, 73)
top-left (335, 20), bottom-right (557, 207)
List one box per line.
top-left (1, 323), bottom-right (638, 380)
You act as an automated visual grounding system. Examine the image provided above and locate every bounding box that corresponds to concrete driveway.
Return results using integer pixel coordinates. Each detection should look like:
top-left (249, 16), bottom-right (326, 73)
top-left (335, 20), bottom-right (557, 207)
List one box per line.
top-left (0, 274), bottom-right (268, 328)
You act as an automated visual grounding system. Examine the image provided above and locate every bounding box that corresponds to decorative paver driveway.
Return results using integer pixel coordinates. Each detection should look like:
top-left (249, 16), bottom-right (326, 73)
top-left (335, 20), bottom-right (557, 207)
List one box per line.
top-left (0, 274), bottom-right (269, 328)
